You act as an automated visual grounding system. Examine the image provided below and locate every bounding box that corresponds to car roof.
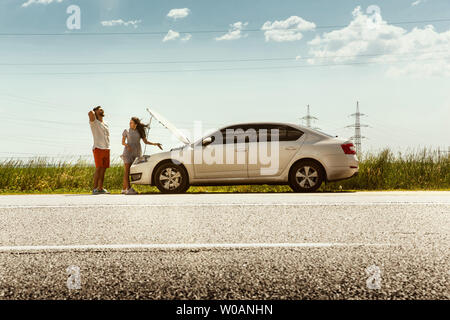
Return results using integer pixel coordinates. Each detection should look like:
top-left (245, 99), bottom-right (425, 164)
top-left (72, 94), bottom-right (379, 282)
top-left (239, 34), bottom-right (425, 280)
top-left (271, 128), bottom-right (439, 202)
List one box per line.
top-left (218, 122), bottom-right (309, 132)
top-left (221, 122), bottom-right (294, 127)
top-left (217, 122), bottom-right (335, 139)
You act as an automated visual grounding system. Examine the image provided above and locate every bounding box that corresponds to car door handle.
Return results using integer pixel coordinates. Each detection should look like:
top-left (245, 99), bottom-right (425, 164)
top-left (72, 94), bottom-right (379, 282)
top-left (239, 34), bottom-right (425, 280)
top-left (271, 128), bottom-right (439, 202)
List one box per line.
top-left (285, 147), bottom-right (297, 150)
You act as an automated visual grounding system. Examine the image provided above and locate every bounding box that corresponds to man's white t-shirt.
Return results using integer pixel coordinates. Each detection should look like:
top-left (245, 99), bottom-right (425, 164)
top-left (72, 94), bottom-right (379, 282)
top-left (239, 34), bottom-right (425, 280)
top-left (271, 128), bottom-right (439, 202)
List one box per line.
top-left (89, 119), bottom-right (110, 150)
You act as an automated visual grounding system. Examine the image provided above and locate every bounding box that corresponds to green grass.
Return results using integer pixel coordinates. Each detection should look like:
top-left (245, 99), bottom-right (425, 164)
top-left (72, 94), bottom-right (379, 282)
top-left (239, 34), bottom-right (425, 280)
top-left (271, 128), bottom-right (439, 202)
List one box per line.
top-left (0, 148), bottom-right (449, 194)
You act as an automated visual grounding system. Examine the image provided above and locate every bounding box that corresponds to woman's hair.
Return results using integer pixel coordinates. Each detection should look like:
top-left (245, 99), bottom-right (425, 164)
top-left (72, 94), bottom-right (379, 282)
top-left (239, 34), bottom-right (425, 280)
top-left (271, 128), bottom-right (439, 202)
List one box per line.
top-left (131, 117), bottom-right (149, 139)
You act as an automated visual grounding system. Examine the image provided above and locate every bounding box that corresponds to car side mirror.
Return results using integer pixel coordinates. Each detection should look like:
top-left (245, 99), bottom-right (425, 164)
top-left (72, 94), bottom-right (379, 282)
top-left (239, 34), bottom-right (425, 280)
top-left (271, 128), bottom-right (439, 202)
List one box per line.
top-left (202, 137), bottom-right (213, 146)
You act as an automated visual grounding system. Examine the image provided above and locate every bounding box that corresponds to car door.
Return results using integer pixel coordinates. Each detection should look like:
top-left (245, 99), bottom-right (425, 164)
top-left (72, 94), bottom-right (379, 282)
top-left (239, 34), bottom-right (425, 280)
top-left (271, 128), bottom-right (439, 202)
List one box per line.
top-left (248, 125), bottom-right (304, 177)
top-left (193, 127), bottom-right (248, 179)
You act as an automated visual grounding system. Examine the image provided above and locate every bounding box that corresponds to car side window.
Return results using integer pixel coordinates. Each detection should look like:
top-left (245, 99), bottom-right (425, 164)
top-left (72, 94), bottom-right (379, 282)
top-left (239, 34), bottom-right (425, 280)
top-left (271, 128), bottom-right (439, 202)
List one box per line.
top-left (206, 124), bottom-right (303, 145)
top-left (257, 125), bottom-right (286, 142)
top-left (222, 125), bottom-right (257, 144)
top-left (285, 126), bottom-right (304, 141)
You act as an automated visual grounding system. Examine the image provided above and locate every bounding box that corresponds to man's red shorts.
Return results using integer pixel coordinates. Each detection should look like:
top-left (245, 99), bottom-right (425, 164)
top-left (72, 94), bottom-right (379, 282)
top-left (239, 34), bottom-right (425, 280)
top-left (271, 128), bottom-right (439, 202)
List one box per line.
top-left (93, 148), bottom-right (110, 168)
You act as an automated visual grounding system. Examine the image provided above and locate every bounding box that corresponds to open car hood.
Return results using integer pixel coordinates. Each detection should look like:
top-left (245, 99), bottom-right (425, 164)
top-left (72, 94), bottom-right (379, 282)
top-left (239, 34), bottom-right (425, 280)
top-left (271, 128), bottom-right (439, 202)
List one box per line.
top-left (147, 107), bottom-right (191, 145)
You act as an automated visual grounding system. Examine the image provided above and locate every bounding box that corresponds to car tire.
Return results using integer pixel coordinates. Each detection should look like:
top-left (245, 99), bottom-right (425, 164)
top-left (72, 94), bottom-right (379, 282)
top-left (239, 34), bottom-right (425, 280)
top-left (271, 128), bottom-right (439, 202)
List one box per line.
top-left (154, 162), bottom-right (189, 194)
top-left (289, 160), bottom-right (324, 193)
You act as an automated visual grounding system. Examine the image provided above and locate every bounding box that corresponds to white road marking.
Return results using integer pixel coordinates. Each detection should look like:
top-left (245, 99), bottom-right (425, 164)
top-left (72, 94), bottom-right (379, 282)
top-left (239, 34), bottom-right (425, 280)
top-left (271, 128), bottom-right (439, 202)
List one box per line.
top-left (0, 242), bottom-right (393, 253)
top-left (0, 202), bottom-right (447, 209)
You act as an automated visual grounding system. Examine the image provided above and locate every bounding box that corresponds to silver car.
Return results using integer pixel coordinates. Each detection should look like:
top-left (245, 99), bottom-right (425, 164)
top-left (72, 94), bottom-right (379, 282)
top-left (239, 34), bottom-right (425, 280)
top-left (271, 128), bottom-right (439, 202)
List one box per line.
top-left (130, 109), bottom-right (359, 193)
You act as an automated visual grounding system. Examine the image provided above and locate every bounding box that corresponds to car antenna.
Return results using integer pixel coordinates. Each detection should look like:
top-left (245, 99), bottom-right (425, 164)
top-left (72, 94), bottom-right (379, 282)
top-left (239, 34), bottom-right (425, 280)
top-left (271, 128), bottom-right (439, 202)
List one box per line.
top-left (143, 107), bottom-right (154, 155)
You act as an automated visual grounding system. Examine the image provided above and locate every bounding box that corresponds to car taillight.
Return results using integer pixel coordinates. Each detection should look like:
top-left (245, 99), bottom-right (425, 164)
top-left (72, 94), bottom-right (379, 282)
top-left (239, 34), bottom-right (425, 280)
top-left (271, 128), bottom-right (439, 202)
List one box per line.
top-left (341, 143), bottom-right (356, 155)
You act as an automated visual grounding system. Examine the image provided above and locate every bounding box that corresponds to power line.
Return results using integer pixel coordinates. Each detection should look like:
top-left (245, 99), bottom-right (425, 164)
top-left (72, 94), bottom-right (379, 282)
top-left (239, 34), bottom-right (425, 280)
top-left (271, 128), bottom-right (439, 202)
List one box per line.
top-left (1, 49), bottom-right (447, 66)
top-left (0, 151), bottom-right (91, 156)
top-left (0, 18), bottom-right (449, 36)
top-left (0, 95), bottom-right (80, 115)
top-left (1, 56), bottom-right (448, 76)
top-left (0, 92), bottom-right (77, 108)
top-left (0, 92), bottom-right (214, 124)
top-left (0, 58), bottom-right (298, 66)
top-left (4, 57), bottom-right (449, 76)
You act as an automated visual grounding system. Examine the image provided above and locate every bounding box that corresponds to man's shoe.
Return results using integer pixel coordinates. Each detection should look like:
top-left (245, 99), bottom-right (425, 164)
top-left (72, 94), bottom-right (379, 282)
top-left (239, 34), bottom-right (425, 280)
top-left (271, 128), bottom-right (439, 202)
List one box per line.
top-left (126, 187), bottom-right (138, 195)
top-left (92, 189), bottom-right (100, 195)
top-left (98, 189), bottom-right (110, 194)
top-left (121, 189), bottom-right (127, 194)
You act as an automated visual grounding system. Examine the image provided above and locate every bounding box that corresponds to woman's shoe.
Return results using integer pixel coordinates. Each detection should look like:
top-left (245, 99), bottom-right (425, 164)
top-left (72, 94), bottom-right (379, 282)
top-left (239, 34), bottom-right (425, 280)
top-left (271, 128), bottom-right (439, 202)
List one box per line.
top-left (126, 187), bottom-right (138, 195)
top-left (121, 189), bottom-right (127, 194)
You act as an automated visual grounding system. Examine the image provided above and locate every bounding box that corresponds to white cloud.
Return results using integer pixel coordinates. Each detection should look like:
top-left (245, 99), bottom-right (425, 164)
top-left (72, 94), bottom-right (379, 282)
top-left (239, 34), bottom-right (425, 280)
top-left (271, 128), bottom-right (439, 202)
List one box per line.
top-left (167, 8), bottom-right (190, 20)
top-left (181, 33), bottom-right (192, 42)
top-left (307, 6), bottom-right (450, 77)
top-left (163, 30), bottom-right (180, 42)
top-left (261, 16), bottom-right (316, 42)
top-left (162, 31), bottom-right (191, 42)
top-left (101, 19), bottom-right (142, 28)
top-left (215, 22), bottom-right (248, 41)
top-left (411, 0), bottom-right (425, 6)
top-left (21, 0), bottom-right (63, 8)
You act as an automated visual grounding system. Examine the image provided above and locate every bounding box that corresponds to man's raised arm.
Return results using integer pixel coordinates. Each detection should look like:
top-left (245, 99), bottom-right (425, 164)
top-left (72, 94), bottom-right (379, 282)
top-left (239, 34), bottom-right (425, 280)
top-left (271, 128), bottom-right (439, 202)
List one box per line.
top-left (88, 110), bottom-right (96, 122)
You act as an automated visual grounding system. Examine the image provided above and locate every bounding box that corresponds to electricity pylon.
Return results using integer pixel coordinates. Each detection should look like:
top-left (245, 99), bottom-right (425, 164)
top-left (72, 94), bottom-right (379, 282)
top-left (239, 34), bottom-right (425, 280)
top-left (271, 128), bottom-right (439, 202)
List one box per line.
top-left (301, 105), bottom-right (320, 130)
top-left (346, 101), bottom-right (368, 155)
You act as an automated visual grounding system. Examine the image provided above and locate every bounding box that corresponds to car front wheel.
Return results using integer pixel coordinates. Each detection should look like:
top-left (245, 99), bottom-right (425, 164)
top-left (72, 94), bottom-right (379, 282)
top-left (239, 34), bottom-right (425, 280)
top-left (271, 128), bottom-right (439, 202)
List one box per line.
top-left (154, 162), bottom-right (189, 194)
top-left (289, 160), bottom-right (324, 193)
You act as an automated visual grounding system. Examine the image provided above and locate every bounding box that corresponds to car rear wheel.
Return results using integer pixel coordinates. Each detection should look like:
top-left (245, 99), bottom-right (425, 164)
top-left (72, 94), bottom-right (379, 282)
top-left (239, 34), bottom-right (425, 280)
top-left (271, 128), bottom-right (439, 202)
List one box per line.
top-left (289, 160), bottom-right (324, 193)
top-left (154, 162), bottom-right (189, 194)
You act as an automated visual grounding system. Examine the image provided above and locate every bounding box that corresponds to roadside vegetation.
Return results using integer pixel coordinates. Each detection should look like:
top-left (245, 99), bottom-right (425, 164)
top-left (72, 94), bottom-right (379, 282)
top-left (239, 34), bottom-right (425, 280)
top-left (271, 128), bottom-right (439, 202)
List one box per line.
top-left (0, 148), bottom-right (448, 194)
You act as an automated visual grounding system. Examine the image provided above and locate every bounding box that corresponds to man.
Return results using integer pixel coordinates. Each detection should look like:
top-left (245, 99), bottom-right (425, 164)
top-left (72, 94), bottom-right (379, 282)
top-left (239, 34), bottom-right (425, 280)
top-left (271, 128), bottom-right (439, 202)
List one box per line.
top-left (88, 106), bottom-right (110, 195)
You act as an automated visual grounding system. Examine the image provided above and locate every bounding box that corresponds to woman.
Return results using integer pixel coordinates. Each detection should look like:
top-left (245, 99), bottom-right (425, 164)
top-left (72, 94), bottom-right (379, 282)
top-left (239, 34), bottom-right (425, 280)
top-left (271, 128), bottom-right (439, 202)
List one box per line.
top-left (121, 117), bottom-right (162, 195)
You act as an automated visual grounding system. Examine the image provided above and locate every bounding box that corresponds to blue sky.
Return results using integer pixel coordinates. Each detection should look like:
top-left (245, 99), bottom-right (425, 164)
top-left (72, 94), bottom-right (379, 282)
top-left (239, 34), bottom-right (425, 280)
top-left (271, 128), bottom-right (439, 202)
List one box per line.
top-left (0, 0), bottom-right (449, 159)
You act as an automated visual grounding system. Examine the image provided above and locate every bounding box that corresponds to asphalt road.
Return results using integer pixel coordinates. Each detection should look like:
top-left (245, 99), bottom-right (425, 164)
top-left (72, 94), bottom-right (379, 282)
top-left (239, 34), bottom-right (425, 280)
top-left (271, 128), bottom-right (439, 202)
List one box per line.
top-left (0, 192), bottom-right (448, 299)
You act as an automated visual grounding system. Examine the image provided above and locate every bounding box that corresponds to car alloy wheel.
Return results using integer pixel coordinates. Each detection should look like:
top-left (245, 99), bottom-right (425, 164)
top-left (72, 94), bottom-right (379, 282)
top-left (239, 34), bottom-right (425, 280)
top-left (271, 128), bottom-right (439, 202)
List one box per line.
top-left (154, 162), bottom-right (189, 194)
top-left (289, 160), bottom-right (324, 193)
top-left (295, 166), bottom-right (319, 188)
top-left (159, 167), bottom-right (182, 190)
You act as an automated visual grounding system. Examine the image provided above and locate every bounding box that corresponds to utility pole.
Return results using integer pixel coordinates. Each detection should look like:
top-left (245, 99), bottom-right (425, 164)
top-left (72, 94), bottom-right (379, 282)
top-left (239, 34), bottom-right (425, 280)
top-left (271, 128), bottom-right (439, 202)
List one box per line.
top-left (346, 101), bottom-right (368, 155)
top-left (301, 105), bottom-right (319, 129)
